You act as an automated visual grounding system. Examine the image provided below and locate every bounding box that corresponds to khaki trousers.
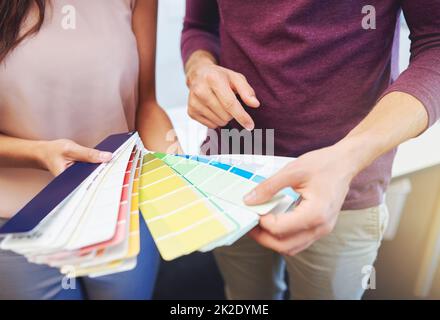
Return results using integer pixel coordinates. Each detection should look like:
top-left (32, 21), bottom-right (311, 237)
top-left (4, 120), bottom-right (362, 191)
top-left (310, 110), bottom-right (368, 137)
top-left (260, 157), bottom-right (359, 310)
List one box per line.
top-left (214, 204), bottom-right (389, 300)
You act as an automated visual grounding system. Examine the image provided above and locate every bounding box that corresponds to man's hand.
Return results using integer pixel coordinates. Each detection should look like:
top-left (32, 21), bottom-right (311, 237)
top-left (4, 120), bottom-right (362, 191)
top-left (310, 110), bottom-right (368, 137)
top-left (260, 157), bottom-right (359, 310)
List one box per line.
top-left (243, 144), bottom-right (358, 256)
top-left (185, 50), bottom-right (260, 130)
top-left (242, 91), bottom-right (430, 256)
top-left (36, 139), bottom-right (113, 176)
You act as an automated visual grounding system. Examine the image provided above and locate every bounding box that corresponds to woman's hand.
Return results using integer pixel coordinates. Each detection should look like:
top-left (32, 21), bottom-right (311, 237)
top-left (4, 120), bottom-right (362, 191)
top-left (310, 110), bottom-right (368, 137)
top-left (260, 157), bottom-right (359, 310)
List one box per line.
top-left (36, 139), bottom-right (113, 176)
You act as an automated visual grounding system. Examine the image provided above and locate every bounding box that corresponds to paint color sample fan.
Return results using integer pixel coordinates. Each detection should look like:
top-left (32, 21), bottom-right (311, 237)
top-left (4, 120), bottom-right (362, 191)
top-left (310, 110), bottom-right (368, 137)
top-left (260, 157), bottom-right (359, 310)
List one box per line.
top-left (138, 152), bottom-right (299, 260)
top-left (0, 132), bottom-right (301, 274)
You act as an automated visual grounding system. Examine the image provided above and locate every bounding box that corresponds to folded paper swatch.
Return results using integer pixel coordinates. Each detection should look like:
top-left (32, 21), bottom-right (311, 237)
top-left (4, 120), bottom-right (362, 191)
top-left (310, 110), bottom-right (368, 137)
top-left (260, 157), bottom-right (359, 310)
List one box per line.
top-left (156, 153), bottom-right (297, 214)
top-left (139, 153), bottom-right (237, 261)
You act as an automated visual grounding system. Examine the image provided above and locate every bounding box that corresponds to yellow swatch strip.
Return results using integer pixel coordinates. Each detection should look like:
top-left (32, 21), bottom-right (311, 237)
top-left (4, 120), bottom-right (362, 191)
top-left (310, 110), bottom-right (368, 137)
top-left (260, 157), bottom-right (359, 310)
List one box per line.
top-left (126, 158), bottom-right (141, 258)
top-left (139, 153), bottom-right (233, 261)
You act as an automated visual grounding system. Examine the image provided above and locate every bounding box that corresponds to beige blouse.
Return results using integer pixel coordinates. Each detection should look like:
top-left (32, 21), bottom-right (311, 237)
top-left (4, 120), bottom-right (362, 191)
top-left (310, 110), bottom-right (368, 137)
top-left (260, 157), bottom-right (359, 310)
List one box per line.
top-left (0, 0), bottom-right (139, 218)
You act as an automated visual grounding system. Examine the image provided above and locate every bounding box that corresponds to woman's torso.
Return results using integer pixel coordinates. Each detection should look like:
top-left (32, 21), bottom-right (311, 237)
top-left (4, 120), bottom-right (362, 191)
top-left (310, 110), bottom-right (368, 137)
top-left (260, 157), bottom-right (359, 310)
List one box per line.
top-left (0, 0), bottom-right (139, 218)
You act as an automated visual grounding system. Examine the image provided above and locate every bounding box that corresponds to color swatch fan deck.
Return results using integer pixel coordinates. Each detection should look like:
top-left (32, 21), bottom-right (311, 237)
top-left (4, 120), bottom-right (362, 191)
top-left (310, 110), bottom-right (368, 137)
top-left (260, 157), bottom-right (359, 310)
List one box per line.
top-left (0, 132), bottom-right (300, 277)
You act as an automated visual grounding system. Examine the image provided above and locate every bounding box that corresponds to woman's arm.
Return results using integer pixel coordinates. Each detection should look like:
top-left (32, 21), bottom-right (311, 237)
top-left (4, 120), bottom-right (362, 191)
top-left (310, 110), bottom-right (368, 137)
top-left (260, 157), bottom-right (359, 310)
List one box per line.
top-left (0, 134), bottom-right (45, 169)
top-left (132, 0), bottom-right (182, 154)
top-left (0, 134), bottom-right (112, 176)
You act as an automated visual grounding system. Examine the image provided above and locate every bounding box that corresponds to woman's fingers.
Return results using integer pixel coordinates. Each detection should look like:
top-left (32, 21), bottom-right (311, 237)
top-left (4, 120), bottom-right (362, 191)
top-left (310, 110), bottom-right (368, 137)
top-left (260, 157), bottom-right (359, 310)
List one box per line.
top-left (60, 140), bottom-right (112, 163)
top-left (51, 161), bottom-right (70, 177)
top-left (42, 139), bottom-right (113, 176)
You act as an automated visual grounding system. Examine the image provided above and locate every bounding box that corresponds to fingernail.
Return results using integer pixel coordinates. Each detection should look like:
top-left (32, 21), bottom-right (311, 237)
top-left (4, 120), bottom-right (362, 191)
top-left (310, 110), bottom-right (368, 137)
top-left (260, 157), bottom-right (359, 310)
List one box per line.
top-left (251, 97), bottom-right (260, 106)
top-left (244, 190), bottom-right (257, 204)
top-left (99, 152), bottom-right (113, 162)
top-left (245, 122), bottom-right (254, 131)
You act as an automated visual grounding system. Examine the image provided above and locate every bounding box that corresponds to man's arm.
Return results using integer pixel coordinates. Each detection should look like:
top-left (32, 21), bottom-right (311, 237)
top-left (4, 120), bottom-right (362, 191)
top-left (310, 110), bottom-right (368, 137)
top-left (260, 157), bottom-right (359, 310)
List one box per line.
top-left (381, 1), bottom-right (440, 127)
top-left (244, 3), bottom-right (440, 256)
top-left (181, 0), bottom-right (260, 131)
top-left (181, 0), bottom-right (221, 65)
top-left (328, 0), bottom-right (440, 174)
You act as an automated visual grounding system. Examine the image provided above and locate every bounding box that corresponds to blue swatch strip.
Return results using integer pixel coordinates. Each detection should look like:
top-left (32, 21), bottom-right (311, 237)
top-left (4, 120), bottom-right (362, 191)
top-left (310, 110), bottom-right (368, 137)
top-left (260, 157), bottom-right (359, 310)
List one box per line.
top-left (251, 175), bottom-right (266, 183)
top-left (230, 167), bottom-right (253, 179)
top-left (177, 154), bottom-right (300, 201)
top-left (209, 161), bottom-right (231, 171)
top-left (190, 156), bottom-right (210, 164)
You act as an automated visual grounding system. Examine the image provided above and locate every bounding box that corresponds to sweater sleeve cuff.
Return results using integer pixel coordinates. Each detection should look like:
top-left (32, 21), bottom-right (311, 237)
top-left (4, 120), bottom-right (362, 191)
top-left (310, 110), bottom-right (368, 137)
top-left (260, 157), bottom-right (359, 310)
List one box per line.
top-left (382, 84), bottom-right (439, 128)
top-left (380, 51), bottom-right (440, 128)
top-left (181, 32), bottom-right (221, 66)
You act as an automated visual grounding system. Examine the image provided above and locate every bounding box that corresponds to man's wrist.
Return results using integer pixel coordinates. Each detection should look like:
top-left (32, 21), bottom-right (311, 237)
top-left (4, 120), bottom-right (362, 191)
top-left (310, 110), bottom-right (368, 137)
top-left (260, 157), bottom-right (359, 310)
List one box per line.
top-left (332, 133), bottom-right (382, 179)
top-left (331, 91), bottom-right (430, 180)
top-left (185, 50), bottom-right (218, 86)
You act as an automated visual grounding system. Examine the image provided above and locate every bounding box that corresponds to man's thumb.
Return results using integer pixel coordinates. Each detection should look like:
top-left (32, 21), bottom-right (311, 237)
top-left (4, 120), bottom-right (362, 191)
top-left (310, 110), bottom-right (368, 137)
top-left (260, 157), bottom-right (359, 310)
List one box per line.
top-left (243, 171), bottom-right (291, 205)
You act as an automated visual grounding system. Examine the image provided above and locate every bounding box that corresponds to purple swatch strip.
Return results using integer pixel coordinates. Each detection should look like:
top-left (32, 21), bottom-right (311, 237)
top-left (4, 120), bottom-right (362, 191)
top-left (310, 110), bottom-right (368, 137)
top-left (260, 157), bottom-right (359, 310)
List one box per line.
top-left (0, 132), bottom-right (136, 235)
